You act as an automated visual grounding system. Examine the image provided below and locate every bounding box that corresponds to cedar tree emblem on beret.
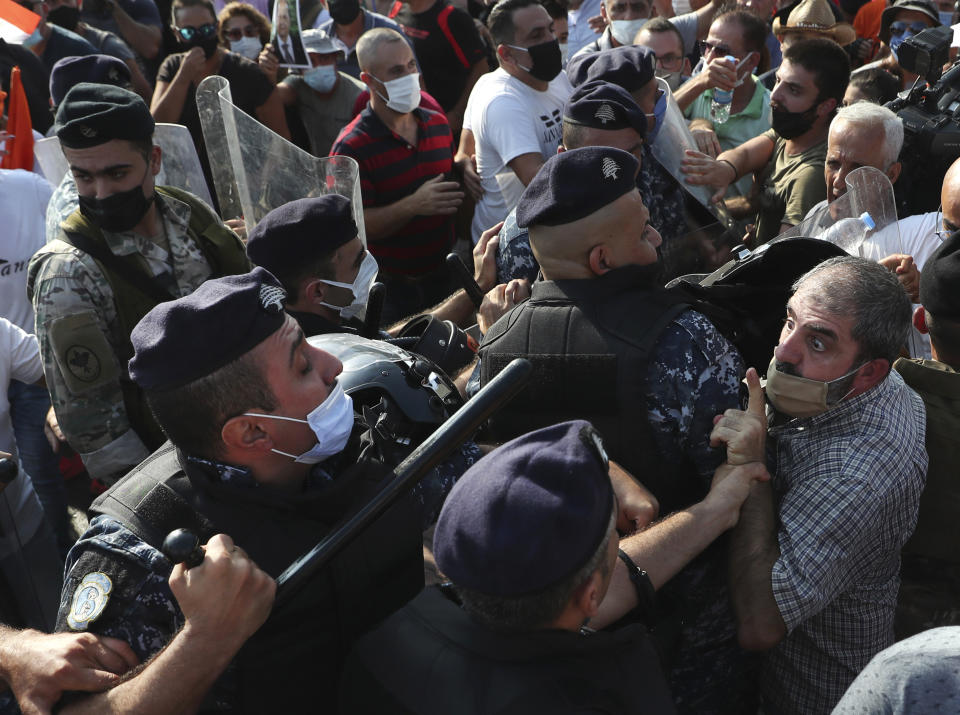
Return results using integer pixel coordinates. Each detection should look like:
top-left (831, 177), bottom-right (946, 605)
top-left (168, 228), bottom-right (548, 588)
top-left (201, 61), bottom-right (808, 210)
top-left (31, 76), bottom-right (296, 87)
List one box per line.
top-left (601, 157), bottom-right (620, 180)
top-left (259, 284), bottom-right (286, 312)
top-left (594, 103), bottom-right (616, 124)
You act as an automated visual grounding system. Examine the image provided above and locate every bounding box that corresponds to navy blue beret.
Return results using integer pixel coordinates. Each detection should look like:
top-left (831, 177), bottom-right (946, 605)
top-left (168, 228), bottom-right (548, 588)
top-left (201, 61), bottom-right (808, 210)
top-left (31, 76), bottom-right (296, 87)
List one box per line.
top-left (129, 268), bottom-right (288, 391)
top-left (246, 195), bottom-right (358, 279)
top-left (564, 80), bottom-right (647, 139)
top-left (55, 83), bottom-right (154, 149)
top-left (920, 231), bottom-right (960, 320)
top-left (434, 420), bottom-right (613, 596)
top-left (50, 55), bottom-right (131, 107)
top-left (517, 146), bottom-right (640, 229)
top-left (566, 45), bottom-right (656, 91)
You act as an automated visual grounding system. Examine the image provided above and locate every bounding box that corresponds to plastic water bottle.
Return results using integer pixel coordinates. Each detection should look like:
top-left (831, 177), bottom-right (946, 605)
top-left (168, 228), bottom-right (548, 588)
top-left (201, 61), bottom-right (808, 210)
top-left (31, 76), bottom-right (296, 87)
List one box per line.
top-left (820, 211), bottom-right (876, 253)
top-left (710, 55), bottom-right (736, 124)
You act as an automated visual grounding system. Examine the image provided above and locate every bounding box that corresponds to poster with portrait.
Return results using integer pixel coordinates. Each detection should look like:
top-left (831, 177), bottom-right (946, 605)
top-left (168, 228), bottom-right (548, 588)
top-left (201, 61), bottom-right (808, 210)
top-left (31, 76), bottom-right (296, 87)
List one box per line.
top-left (270, 0), bottom-right (310, 67)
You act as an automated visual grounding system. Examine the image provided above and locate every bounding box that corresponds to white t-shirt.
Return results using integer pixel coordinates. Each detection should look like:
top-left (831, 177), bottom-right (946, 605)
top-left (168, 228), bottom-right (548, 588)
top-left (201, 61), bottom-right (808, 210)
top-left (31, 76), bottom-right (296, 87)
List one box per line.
top-left (0, 318), bottom-right (47, 557)
top-left (0, 169), bottom-right (54, 334)
top-left (464, 68), bottom-right (573, 242)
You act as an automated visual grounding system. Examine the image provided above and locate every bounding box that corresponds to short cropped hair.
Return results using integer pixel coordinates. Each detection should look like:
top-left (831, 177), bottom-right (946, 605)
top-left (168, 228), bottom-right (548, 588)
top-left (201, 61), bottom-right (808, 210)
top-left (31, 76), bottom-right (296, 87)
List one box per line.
top-left (783, 38), bottom-right (851, 107)
top-left (833, 101), bottom-right (904, 168)
top-left (487, 0), bottom-right (542, 47)
top-left (640, 17), bottom-right (685, 55)
top-left (172, 0), bottom-right (217, 25)
top-left (146, 351), bottom-right (278, 459)
top-left (716, 9), bottom-right (767, 54)
top-left (847, 68), bottom-right (900, 106)
top-left (356, 27), bottom-right (407, 72)
top-left (455, 510), bottom-right (615, 631)
top-left (793, 256), bottom-right (911, 365)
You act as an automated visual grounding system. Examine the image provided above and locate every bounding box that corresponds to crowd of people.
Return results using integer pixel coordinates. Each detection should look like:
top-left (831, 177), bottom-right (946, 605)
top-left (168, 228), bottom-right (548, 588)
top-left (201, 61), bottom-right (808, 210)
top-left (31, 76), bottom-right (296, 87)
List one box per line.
top-left (1, 0), bottom-right (960, 710)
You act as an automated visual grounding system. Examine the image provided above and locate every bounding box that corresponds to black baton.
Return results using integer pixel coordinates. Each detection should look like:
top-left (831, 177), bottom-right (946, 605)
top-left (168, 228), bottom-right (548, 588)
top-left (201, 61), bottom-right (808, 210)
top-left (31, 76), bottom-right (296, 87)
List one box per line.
top-left (446, 253), bottom-right (484, 309)
top-left (272, 357), bottom-right (532, 607)
top-left (361, 282), bottom-right (386, 339)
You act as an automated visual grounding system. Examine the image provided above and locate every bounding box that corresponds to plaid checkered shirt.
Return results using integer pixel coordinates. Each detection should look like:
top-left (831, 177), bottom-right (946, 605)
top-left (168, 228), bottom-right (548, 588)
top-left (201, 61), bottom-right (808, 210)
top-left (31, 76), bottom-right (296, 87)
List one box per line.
top-left (760, 369), bottom-right (928, 714)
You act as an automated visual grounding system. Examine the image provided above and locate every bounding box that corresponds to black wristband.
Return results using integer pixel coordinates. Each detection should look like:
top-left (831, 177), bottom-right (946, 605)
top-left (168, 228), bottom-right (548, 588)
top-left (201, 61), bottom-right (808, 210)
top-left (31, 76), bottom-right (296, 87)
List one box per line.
top-left (617, 549), bottom-right (657, 622)
top-left (718, 158), bottom-right (739, 182)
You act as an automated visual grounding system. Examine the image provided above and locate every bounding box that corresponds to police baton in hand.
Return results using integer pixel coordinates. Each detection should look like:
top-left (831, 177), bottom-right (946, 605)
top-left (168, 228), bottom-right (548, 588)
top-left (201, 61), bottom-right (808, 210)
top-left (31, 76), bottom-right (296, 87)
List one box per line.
top-left (272, 357), bottom-right (532, 607)
top-left (361, 282), bottom-right (386, 339)
top-left (446, 253), bottom-right (484, 309)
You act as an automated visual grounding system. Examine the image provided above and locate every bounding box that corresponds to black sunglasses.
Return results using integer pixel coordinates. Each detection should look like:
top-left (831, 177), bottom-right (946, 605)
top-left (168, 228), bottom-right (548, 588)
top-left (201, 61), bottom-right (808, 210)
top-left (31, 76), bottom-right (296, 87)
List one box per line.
top-left (176, 23), bottom-right (218, 42)
top-left (225, 24), bottom-right (258, 41)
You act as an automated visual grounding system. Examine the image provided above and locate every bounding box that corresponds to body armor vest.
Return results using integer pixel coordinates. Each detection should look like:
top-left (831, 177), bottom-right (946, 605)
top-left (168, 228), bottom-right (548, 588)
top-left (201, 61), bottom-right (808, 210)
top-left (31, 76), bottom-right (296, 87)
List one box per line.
top-left (92, 436), bottom-right (424, 712)
top-left (478, 266), bottom-right (698, 513)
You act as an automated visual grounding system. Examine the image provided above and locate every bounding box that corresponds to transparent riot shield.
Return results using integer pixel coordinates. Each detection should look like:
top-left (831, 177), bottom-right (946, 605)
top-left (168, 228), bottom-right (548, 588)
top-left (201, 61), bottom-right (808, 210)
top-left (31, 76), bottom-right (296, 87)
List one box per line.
top-left (196, 75), bottom-right (366, 244)
top-left (774, 166), bottom-right (900, 261)
top-left (649, 77), bottom-right (734, 230)
top-left (32, 125), bottom-right (214, 208)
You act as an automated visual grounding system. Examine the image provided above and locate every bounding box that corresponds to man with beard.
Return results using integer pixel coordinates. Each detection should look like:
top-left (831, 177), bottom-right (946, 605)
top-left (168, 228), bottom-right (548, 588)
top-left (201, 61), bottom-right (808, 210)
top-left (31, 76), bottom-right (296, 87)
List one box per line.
top-left (27, 84), bottom-right (250, 486)
top-left (681, 38), bottom-right (850, 246)
top-left (711, 256), bottom-right (927, 714)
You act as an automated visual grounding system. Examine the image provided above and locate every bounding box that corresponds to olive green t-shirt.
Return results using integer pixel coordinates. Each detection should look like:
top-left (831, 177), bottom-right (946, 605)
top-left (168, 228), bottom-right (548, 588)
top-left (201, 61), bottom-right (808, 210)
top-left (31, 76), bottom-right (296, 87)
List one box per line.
top-left (754, 128), bottom-right (827, 245)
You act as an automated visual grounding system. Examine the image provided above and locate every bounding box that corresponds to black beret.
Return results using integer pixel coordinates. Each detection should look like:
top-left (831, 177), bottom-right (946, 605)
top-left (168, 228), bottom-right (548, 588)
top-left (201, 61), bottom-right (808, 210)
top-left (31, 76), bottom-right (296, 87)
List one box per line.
top-left (564, 80), bottom-right (647, 139)
top-left (246, 195), bottom-right (358, 278)
top-left (129, 268), bottom-right (288, 391)
top-left (55, 83), bottom-right (154, 149)
top-left (920, 231), bottom-right (960, 320)
top-left (433, 420), bottom-right (613, 597)
top-left (517, 146), bottom-right (639, 228)
top-left (566, 45), bottom-right (656, 92)
top-left (50, 55), bottom-right (131, 107)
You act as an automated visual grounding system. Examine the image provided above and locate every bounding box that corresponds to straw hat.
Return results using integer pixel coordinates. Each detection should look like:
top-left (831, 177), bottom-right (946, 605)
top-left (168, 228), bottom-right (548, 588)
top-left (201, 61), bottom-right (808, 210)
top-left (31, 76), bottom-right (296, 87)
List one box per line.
top-left (772, 0), bottom-right (857, 46)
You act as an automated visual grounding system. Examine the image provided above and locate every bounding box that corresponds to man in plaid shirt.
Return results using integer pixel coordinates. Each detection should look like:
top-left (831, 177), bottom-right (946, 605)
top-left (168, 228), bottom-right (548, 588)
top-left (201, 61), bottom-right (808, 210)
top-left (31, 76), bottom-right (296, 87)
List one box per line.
top-left (711, 256), bottom-right (928, 715)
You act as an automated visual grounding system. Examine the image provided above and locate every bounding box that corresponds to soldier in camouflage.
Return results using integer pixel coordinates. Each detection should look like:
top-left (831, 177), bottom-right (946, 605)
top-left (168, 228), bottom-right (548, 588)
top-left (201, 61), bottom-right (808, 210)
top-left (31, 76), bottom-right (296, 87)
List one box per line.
top-left (27, 83), bottom-right (248, 485)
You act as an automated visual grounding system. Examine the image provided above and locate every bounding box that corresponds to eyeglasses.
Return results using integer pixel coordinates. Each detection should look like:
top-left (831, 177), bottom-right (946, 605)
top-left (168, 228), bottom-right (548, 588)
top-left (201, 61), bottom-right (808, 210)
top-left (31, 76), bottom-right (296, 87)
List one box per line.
top-left (176, 23), bottom-right (218, 42)
top-left (654, 51), bottom-right (683, 71)
top-left (700, 39), bottom-right (735, 57)
top-left (889, 20), bottom-right (929, 36)
top-left (608, 1), bottom-right (649, 15)
top-left (225, 23), bottom-right (258, 41)
top-left (935, 203), bottom-right (959, 242)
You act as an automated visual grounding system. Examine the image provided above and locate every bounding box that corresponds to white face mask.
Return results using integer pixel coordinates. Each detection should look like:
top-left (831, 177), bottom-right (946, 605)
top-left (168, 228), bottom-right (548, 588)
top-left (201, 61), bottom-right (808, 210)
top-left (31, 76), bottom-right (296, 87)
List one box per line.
top-left (304, 63), bottom-right (337, 92)
top-left (319, 250), bottom-right (379, 321)
top-left (230, 35), bottom-right (262, 59)
top-left (559, 41), bottom-right (569, 65)
top-left (610, 18), bottom-right (647, 46)
top-left (244, 381), bottom-right (355, 464)
top-left (371, 71), bottom-right (420, 114)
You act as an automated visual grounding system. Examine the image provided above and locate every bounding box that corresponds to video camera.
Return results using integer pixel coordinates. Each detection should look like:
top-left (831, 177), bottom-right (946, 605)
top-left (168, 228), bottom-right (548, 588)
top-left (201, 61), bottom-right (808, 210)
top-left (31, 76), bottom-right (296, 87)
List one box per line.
top-left (887, 25), bottom-right (960, 215)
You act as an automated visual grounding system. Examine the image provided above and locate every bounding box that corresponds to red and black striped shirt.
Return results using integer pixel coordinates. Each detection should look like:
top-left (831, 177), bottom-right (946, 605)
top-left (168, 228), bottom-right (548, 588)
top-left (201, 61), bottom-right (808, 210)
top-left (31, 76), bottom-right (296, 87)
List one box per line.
top-left (330, 106), bottom-right (456, 276)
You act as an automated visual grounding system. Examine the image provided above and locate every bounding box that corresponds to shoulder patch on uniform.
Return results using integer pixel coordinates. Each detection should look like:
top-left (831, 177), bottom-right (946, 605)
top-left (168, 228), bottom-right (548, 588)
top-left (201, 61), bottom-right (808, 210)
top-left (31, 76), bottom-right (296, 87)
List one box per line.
top-left (48, 312), bottom-right (120, 395)
top-left (67, 572), bottom-right (113, 631)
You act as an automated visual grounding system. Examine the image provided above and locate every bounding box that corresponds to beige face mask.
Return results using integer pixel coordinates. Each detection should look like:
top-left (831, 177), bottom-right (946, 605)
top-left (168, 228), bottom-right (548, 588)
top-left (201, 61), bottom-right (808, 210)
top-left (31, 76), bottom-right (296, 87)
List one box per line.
top-left (763, 357), bottom-right (860, 419)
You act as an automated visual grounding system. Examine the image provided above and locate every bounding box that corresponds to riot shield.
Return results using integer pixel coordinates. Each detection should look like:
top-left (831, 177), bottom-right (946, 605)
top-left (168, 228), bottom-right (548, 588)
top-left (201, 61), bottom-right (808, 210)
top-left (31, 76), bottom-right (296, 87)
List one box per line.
top-left (196, 75), bottom-right (366, 244)
top-left (32, 125), bottom-right (214, 208)
top-left (649, 77), bottom-right (734, 230)
top-left (774, 166), bottom-right (900, 262)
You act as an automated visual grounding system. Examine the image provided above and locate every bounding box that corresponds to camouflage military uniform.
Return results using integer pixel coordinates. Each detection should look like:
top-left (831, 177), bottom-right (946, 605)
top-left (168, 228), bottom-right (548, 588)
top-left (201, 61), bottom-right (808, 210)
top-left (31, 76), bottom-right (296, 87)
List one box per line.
top-left (55, 444), bottom-right (479, 709)
top-left (29, 194), bottom-right (220, 483)
top-left (496, 148), bottom-right (689, 285)
top-left (44, 172), bottom-right (78, 245)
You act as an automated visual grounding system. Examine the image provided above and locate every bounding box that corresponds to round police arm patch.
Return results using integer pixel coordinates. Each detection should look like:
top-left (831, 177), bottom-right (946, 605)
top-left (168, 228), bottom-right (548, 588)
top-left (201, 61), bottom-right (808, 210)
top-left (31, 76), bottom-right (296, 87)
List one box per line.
top-left (67, 572), bottom-right (113, 631)
top-left (48, 311), bottom-right (121, 395)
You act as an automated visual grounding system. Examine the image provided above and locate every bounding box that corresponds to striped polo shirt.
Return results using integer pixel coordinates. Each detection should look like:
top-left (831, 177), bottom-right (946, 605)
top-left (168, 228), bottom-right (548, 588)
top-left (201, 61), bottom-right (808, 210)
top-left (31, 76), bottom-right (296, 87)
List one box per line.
top-left (330, 106), bottom-right (456, 276)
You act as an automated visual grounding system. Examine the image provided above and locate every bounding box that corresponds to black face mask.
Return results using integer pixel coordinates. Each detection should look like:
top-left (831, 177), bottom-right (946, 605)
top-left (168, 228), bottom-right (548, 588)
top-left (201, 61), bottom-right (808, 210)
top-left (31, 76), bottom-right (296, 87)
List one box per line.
top-left (771, 102), bottom-right (819, 140)
top-left (179, 34), bottom-right (220, 59)
top-left (47, 5), bottom-right (80, 31)
top-left (78, 176), bottom-right (155, 233)
top-left (328, 0), bottom-right (361, 25)
top-left (512, 38), bottom-right (563, 82)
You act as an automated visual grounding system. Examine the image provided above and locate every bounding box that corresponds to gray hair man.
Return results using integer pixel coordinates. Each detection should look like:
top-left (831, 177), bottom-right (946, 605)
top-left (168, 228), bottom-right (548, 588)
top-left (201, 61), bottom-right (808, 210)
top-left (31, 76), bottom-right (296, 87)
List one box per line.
top-left (713, 256), bottom-right (928, 714)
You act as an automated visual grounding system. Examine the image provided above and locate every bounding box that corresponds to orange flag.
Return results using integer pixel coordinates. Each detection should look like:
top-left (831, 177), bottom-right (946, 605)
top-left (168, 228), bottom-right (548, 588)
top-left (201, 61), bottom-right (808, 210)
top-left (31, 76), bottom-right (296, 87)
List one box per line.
top-left (2, 66), bottom-right (34, 171)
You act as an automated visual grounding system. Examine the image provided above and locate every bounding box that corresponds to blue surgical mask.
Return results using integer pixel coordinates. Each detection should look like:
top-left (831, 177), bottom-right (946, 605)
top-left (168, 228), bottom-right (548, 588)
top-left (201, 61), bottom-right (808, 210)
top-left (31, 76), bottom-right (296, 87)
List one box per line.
top-left (304, 64), bottom-right (338, 92)
top-left (645, 87), bottom-right (667, 144)
top-left (21, 27), bottom-right (43, 48)
top-left (244, 381), bottom-right (355, 464)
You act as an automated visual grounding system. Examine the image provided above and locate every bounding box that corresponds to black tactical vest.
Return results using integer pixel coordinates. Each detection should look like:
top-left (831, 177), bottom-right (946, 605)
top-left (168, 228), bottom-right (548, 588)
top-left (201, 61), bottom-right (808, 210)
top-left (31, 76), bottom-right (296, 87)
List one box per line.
top-left (478, 265), bottom-right (698, 513)
top-left (342, 585), bottom-right (677, 714)
top-left (92, 437), bottom-right (424, 712)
